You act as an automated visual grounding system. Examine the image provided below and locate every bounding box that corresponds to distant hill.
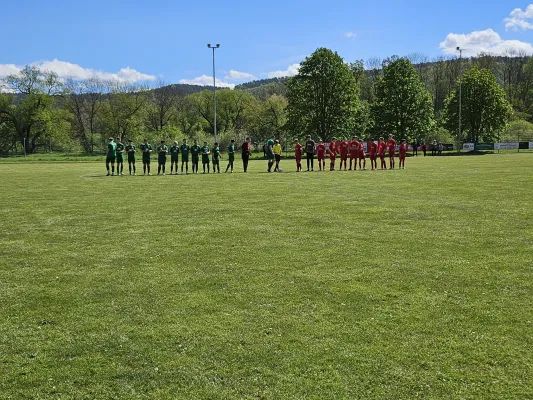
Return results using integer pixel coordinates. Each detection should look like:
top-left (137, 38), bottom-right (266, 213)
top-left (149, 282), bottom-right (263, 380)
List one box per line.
top-left (234, 77), bottom-right (288, 90)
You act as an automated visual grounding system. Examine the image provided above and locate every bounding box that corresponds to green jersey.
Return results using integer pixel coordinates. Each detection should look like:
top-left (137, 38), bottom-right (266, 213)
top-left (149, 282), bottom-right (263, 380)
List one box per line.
top-left (265, 139), bottom-right (274, 157)
top-left (170, 145), bottom-right (179, 159)
top-left (212, 146), bottom-right (220, 161)
top-left (158, 145), bottom-right (169, 156)
top-left (180, 143), bottom-right (190, 157)
top-left (201, 146), bottom-right (210, 161)
top-left (107, 141), bottom-right (117, 157)
top-left (116, 143), bottom-right (124, 155)
top-left (228, 143), bottom-right (235, 154)
top-left (125, 144), bottom-right (136, 160)
top-left (140, 143), bottom-right (152, 159)
top-left (191, 145), bottom-right (201, 157)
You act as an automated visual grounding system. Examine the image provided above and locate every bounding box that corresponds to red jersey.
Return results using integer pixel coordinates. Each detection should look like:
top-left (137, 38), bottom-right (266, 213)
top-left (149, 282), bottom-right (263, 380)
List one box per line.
top-left (369, 141), bottom-right (378, 156)
top-left (294, 143), bottom-right (303, 159)
top-left (399, 143), bottom-right (407, 156)
top-left (329, 141), bottom-right (337, 155)
top-left (378, 141), bottom-right (386, 156)
top-left (241, 141), bottom-right (251, 154)
top-left (387, 138), bottom-right (397, 152)
top-left (316, 143), bottom-right (326, 158)
top-left (349, 141), bottom-right (359, 156)
top-left (358, 142), bottom-right (366, 157)
top-left (339, 141), bottom-right (349, 156)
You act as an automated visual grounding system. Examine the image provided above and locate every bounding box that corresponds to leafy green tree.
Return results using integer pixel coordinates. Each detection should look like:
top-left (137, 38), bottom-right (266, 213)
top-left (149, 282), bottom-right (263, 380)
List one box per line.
top-left (286, 47), bottom-right (358, 141)
top-left (371, 58), bottom-right (434, 141)
top-left (501, 119), bottom-right (533, 142)
top-left (443, 66), bottom-right (513, 143)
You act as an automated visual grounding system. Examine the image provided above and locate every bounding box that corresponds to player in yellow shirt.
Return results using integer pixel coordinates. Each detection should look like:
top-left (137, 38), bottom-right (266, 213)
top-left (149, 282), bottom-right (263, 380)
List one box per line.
top-left (273, 139), bottom-right (282, 172)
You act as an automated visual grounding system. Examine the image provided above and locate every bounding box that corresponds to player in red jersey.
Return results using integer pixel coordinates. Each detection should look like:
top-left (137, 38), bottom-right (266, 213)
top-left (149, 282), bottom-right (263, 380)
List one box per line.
top-left (349, 136), bottom-right (359, 170)
top-left (358, 140), bottom-right (367, 170)
top-left (387, 135), bottom-right (397, 170)
top-left (338, 137), bottom-right (349, 171)
top-left (294, 139), bottom-right (303, 172)
top-left (316, 140), bottom-right (326, 171)
top-left (369, 139), bottom-right (378, 170)
top-left (329, 137), bottom-right (337, 171)
top-left (399, 139), bottom-right (407, 169)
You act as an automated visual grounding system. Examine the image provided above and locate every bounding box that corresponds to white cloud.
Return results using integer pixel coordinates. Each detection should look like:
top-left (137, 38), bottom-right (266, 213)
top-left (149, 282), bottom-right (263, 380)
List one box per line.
top-left (344, 32), bottom-right (356, 40)
top-left (505, 4), bottom-right (533, 31)
top-left (439, 29), bottom-right (533, 56)
top-left (266, 63), bottom-right (300, 78)
top-left (179, 74), bottom-right (235, 89)
top-left (224, 70), bottom-right (256, 81)
top-left (0, 59), bottom-right (156, 83)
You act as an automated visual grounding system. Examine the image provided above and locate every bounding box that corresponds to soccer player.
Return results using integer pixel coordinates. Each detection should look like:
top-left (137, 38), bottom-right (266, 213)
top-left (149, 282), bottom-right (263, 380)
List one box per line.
top-left (201, 141), bottom-right (210, 173)
top-left (316, 140), bottom-right (326, 171)
top-left (180, 139), bottom-right (190, 174)
top-left (191, 139), bottom-right (201, 174)
top-left (338, 137), bottom-right (349, 171)
top-left (225, 139), bottom-right (236, 173)
top-left (265, 138), bottom-right (275, 172)
top-left (115, 137), bottom-right (125, 175)
top-left (305, 135), bottom-right (315, 171)
top-left (241, 137), bottom-right (251, 172)
top-left (399, 139), bottom-right (407, 169)
top-left (369, 139), bottom-right (378, 170)
top-left (329, 137), bottom-right (337, 171)
top-left (358, 139), bottom-right (367, 170)
top-left (212, 142), bottom-right (221, 173)
top-left (378, 137), bottom-right (387, 170)
top-left (125, 139), bottom-right (136, 175)
top-left (349, 136), bottom-right (359, 170)
top-left (273, 139), bottom-right (282, 172)
top-left (140, 138), bottom-right (153, 175)
top-left (169, 141), bottom-right (179, 174)
top-left (157, 140), bottom-right (168, 175)
top-left (106, 137), bottom-right (117, 176)
top-left (294, 139), bottom-right (303, 172)
top-left (387, 135), bottom-right (397, 170)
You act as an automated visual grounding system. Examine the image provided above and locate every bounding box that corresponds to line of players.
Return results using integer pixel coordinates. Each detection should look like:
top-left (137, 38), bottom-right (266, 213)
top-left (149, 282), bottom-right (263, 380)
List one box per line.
top-left (293, 135), bottom-right (407, 172)
top-left (105, 137), bottom-right (239, 176)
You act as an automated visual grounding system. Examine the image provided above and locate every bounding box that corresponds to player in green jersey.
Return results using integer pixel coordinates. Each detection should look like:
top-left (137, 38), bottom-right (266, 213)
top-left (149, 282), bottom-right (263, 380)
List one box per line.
top-left (140, 138), bottom-right (153, 175)
top-left (191, 139), bottom-right (201, 174)
top-left (265, 138), bottom-right (275, 173)
top-left (125, 139), bottom-right (136, 175)
top-left (180, 139), bottom-right (190, 174)
top-left (212, 142), bottom-right (221, 173)
top-left (115, 137), bottom-right (125, 175)
top-left (201, 141), bottom-right (211, 173)
top-left (106, 137), bottom-right (117, 176)
top-left (157, 140), bottom-right (169, 175)
top-left (225, 139), bottom-right (235, 173)
top-left (169, 141), bottom-right (179, 174)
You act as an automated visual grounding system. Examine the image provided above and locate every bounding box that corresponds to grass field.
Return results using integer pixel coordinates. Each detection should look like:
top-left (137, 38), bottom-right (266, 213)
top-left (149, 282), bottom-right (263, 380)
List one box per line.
top-left (0, 154), bottom-right (532, 399)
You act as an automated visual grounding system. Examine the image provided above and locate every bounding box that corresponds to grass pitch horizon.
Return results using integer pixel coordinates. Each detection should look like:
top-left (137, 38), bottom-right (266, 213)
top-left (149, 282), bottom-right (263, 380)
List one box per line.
top-left (0, 154), bottom-right (532, 399)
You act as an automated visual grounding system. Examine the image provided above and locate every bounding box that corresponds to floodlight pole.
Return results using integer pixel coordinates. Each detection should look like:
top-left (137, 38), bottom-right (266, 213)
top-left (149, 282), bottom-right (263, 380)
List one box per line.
top-left (207, 44), bottom-right (220, 143)
top-left (457, 47), bottom-right (463, 154)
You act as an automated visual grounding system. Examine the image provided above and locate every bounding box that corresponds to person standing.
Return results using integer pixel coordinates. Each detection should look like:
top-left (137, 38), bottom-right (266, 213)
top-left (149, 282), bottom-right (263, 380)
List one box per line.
top-left (412, 139), bottom-right (418, 156)
top-left (316, 140), bottom-right (326, 171)
top-left (106, 137), bottom-right (117, 176)
top-left (157, 140), bottom-right (168, 175)
top-left (422, 142), bottom-right (427, 157)
top-left (225, 139), bottom-right (236, 173)
top-left (349, 137), bottom-right (359, 170)
top-left (329, 137), bottom-right (337, 171)
top-left (265, 138), bottom-right (275, 172)
top-left (358, 140), bottom-right (367, 170)
top-left (141, 138), bottom-right (153, 175)
top-left (387, 135), bottom-right (397, 170)
top-left (115, 137), bottom-right (125, 176)
top-left (273, 139), bottom-right (282, 172)
top-left (294, 139), bottom-right (303, 172)
top-left (169, 141), bottom-right (179, 174)
top-left (241, 137), bottom-right (251, 172)
top-left (180, 139), bottom-right (190, 174)
top-left (378, 137), bottom-right (387, 170)
top-left (305, 135), bottom-right (315, 172)
top-left (125, 139), bottom-right (136, 175)
top-left (201, 141), bottom-right (211, 173)
top-left (338, 137), bottom-right (349, 171)
top-left (212, 142), bottom-right (221, 173)
top-left (431, 140), bottom-right (438, 156)
top-left (369, 139), bottom-right (378, 170)
top-left (399, 139), bottom-right (407, 168)
top-left (191, 139), bottom-right (201, 174)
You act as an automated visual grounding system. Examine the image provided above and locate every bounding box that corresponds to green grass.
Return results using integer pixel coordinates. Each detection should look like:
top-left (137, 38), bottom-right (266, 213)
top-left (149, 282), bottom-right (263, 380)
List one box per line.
top-left (0, 155), bottom-right (532, 399)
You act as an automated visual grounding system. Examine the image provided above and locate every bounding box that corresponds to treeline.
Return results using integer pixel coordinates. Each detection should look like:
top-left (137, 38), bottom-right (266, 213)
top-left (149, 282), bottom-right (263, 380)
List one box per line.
top-left (0, 50), bottom-right (531, 156)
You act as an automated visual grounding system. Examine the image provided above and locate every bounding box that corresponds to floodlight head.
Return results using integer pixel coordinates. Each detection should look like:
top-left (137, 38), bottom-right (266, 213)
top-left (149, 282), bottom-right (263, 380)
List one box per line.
top-left (456, 46), bottom-right (460, 51)
top-left (216, 44), bottom-right (220, 48)
top-left (207, 43), bottom-right (211, 48)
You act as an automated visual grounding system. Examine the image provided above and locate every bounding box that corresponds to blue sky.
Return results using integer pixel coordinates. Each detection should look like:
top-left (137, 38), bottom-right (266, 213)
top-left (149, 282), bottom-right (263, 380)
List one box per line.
top-left (2, 0), bottom-right (533, 87)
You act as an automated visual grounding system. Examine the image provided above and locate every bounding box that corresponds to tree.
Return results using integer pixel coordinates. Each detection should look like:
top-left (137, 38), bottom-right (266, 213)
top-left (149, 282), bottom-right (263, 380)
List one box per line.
top-left (286, 47), bottom-right (358, 141)
top-left (146, 81), bottom-right (182, 132)
top-left (371, 58), bottom-right (434, 141)
top-left (443, 66), bottom-right (513, 143)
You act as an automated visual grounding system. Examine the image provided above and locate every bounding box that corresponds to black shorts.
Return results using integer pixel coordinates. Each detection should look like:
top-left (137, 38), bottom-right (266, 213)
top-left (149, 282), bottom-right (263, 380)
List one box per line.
top-left (116, 154), bottom-right (124, 163)
top-left (158, 157), bottom-right (167, 164)
top-left (106, 155), bottom-right (116, 163)
top-left (275, 154), bottom-right (281, 162)
top-left (202, 158), bottom-right (210, 165)
top-left (171, 156), bottom-right (178, 163)
top-left (128, 157), bottom-right (135, 164)
top-left (142, 157), bottom-right (151, 164)
top-left (192, 155), bottom-right (199, 163)
top-left (182, 155), bottom-right (189, 162)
